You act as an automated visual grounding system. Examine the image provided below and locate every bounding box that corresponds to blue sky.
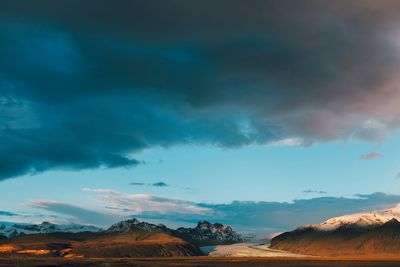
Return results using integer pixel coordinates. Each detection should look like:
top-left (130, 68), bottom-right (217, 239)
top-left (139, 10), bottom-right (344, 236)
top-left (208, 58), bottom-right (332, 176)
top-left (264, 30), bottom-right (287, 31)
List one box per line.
top-left (2, 132), bottom-right (400, 205)
top-left (1, 1), bottom-right (400, 233)
top-left (1, 132), bottom-right (400, 232)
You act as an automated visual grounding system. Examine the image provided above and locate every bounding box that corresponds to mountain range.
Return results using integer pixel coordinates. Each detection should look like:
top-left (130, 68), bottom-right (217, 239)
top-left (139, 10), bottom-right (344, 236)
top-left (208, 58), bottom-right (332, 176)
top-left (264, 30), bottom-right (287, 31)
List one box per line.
top-left (0, 219), bottom-right (243, 258)
top-left (0, 222), bottom-right (101, 239)
top-left (270, 204), bottom-right (400, 257)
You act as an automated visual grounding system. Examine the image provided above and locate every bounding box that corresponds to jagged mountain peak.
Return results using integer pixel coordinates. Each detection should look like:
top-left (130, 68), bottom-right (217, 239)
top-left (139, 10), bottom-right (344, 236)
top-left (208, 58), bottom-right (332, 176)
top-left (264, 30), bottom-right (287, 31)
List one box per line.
top-left (176, 221), bottom-right (243, 246)
top-left (106, 218), bottom-right (167, 233)
top-left (105, 218), bottom-right (243, 246)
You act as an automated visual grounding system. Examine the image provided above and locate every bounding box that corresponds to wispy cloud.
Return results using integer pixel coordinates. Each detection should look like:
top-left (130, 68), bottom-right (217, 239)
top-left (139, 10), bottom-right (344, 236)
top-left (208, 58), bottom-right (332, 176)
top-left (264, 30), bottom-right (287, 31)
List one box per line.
top-left (266, 138), bottom-right (305, 147)
top-left (129, 181), bottom-right (192, 190)
top-left (84, 188), bottom-right (211, 215)
top-left (302, 190), bottom-right (327, 194)
top-left (130, 182), bottom-right (146, 186)
top-left (129, 181), bottom-right (170, 187)
top-left (0, 211), bottom-right (17, 216)
top-left (0, 211), bottom-right (74, 226)
top-left (360, 152), bottom-right (383, 160)
top-left (28, 200), bottom-right (118, 226)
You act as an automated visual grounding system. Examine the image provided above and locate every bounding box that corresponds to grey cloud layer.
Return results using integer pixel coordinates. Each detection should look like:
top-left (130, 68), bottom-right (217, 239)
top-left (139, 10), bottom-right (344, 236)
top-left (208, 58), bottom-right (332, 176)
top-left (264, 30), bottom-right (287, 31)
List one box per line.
top-left (1, 1), bottom-right (400, 179)
top-left (28, 192), bottom-right (400, 232)
top-left (134, 192), bottom-right (400, 232)
top-left (28, 200), bottom-right (118, 226)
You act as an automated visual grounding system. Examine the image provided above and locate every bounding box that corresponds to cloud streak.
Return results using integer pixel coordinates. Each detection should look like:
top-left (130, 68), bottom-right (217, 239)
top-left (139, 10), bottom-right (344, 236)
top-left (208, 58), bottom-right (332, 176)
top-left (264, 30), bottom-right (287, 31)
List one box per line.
top-left (360, 152), bottom-right (383, 160)
top-left (129, 181), bottom-right (170, 187)
top-left (28, 200), bottom-right (118, 226)
top-left (0, 211), bottom-right (17, 217)
top-left (302, 190), bottom-right (328, 194)
top-left (84, 188), bottom-right (211, 215)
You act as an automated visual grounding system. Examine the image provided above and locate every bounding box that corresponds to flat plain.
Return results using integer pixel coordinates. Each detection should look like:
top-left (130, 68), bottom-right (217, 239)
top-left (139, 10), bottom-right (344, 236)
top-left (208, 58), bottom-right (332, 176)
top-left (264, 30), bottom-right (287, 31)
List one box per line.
top-left (3, 257), bottom-right (400, 267)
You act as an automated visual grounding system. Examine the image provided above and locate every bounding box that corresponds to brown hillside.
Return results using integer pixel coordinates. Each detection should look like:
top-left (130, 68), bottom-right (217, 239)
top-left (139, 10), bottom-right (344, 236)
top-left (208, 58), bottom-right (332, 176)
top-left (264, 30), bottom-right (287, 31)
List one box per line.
top-left (270, 219), bottom-right (400, 257)
top-left (0, 231), bottom-right (202, 258)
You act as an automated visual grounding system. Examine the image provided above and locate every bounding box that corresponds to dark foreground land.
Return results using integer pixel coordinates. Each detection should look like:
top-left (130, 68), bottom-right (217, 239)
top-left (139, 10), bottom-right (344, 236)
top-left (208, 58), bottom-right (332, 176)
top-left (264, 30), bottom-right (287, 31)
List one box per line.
top-left (3, 257), bottom-right (400, 267)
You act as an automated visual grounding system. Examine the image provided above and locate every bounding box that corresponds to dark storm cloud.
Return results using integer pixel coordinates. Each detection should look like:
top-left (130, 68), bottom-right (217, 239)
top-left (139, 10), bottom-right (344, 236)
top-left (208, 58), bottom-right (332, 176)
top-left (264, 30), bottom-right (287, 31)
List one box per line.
top-left (1, 1), bottom-right (400, 179)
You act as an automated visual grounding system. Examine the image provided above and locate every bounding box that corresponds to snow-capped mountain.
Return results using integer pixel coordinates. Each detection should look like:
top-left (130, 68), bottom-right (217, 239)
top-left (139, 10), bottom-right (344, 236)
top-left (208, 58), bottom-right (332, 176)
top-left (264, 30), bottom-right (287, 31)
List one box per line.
top-left (106, 218), bottom-right (168, 233)
top-left (270, 204), bottom-right (400, 256)
top-left (0, 218), bottom-right (243, 247)
top-left (0, 221), bottom-right (102, 238)
top-left (298, 204), bottom-right (400, 231)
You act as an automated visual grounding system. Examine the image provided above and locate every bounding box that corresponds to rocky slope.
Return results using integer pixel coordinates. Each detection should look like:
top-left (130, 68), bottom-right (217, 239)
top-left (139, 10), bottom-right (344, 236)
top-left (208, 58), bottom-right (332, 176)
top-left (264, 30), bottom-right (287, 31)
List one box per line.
top-left (0, 218), bottom-right (242, 258)
top-left (176, 221), bottom-right (244, 246)
top-left (106, 219), bottom-right (243, 246)
top-left (270, 204), bottom-right (400, 256)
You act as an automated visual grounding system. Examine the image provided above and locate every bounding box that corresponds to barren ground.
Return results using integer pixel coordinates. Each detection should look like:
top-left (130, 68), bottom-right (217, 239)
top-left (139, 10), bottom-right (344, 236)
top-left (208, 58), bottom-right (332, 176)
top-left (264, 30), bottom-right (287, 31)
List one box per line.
top-left (3, 257), bottom-right (400, 267)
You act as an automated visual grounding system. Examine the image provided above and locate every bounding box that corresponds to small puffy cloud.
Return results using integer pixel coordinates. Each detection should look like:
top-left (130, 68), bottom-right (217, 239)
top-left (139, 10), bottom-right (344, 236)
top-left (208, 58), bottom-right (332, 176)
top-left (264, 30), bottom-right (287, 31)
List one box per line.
top-left (152, 182), bottom-right (169, 187)
top-left (267, 138), bottom-right (305, 147)
top-left (360, 152), bottom-right (383, 160)
top-left (129, 182), bottom-right (145, 186)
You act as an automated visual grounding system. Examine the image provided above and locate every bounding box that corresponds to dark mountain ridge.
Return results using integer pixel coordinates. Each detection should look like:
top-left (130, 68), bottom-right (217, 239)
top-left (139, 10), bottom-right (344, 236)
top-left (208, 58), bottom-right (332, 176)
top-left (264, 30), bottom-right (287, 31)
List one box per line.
top-left (106, 219), bottom-right (244, 246)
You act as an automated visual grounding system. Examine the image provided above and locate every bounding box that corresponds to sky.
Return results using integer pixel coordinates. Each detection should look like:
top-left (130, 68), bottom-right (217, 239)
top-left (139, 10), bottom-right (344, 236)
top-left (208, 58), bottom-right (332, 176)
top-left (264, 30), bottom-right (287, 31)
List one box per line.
top-left (1, 0), bottom-right (400, 233)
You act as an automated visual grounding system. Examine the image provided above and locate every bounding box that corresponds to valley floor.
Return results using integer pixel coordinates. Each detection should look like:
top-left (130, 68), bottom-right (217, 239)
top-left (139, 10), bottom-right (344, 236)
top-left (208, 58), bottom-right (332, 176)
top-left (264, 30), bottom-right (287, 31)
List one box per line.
top-left (3, 257), bottom-right (400, 267)
top-left (201, 243), bottom-right (310, 257)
